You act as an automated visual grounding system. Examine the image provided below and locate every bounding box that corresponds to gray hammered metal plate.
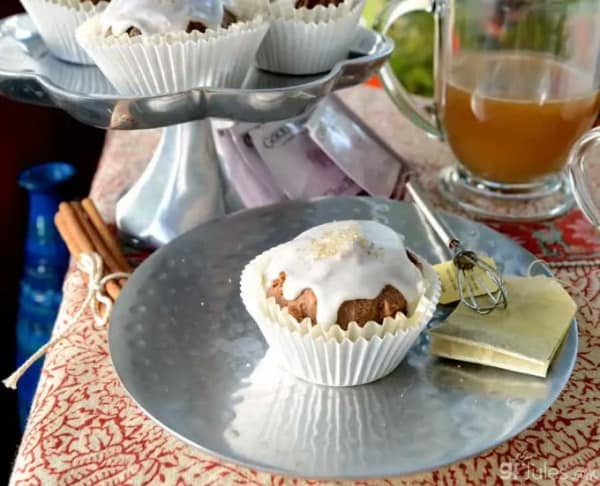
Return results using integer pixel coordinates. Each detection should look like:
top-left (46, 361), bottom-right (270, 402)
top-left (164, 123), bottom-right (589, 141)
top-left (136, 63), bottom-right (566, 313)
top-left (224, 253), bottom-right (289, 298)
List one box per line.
top-left (109, 197), bottom-right (577, 479)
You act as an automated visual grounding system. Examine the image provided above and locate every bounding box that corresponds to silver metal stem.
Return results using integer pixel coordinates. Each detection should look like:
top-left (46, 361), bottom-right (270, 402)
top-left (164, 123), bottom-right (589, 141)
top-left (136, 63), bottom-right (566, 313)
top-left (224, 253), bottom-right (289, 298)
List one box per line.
top-left (116, 120), bottom-right (224, 248)
top-left (405, 180), bottom-right (458, 249)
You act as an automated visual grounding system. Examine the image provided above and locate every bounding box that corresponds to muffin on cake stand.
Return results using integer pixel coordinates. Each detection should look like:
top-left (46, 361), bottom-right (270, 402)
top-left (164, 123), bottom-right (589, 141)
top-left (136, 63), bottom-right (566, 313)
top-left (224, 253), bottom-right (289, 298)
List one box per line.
top-left (0, 11), bottom-right (392, 247)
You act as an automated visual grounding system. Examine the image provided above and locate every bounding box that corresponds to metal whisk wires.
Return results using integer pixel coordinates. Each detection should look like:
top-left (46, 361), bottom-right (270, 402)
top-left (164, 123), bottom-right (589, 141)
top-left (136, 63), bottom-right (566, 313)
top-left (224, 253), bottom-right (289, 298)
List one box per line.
top-left (406, 181), bottom-right (507, 315)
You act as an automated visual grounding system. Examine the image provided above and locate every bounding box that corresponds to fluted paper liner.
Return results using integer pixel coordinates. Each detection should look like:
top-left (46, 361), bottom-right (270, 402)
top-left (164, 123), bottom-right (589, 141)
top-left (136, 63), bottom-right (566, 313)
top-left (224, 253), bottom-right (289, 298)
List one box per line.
top-left (39, 62), bottom-right (116, 95)
top-left (255, 0), bottom-right (364, 75)
top-left (20, 0), bottom-right (108, 64)
top-left (77, 16), bottom-right (269, 96)
top-left (240, 246), bottom-right (441, 386)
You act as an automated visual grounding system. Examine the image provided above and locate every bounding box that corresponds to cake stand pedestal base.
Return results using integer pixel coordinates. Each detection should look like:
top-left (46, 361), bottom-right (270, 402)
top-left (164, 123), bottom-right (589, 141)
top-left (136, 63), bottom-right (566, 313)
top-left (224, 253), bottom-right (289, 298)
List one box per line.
top-left (116, 120), bottom-right (233, 248)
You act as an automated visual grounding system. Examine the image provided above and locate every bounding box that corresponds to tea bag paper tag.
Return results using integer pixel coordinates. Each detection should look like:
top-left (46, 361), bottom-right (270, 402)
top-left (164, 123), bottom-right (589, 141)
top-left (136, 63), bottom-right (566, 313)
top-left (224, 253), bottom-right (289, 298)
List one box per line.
top-left (429, 276), bottom-right (576, 377)
top-left (434, 256), bottom-right (499, 304)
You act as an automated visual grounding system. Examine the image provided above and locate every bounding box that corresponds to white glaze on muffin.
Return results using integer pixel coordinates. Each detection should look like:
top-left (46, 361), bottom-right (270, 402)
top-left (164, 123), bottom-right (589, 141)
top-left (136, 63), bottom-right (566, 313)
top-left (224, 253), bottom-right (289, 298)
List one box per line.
top-left (264, 220), bottom-right (425, 329)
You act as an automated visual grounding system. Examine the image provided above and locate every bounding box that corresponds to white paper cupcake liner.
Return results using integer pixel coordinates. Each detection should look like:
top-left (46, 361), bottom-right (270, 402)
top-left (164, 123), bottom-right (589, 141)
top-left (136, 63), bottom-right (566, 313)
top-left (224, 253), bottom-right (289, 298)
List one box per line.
top-left (76, 17), bottom-right (269, 96)
top-left (255, 0), bottom-right (364, 75)
top-left (20, 0), bottom-right (108, 65)
top-left (241, 247), bottom-right (441, 386)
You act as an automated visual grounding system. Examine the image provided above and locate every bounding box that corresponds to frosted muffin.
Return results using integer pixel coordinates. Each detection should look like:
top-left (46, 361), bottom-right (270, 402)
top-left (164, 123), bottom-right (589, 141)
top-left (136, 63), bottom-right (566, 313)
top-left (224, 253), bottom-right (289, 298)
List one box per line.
top-left (265, 224), bottom-right (425, 329)
top-left (76, 0), bottom-right (269, 95)
top-left (240, 220), bottom-right (440, 386)
top-left (20, 0), bottom-right (109, 64)
top-left (253, 0), bottom-right (364, 74)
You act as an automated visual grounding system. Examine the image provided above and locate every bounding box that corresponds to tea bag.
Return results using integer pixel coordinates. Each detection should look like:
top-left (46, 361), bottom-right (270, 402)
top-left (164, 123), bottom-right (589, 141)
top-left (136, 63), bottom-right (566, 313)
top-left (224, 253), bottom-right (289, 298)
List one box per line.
top-left (428, 276), bottom-right (576, 377)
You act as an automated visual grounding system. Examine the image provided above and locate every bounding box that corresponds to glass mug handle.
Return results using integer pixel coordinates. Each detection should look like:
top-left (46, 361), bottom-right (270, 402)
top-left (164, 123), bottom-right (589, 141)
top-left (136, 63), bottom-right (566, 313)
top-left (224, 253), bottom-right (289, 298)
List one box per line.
top-left (568, 127), bottom-right (600, 228)
top-left (374, 0), bottom-right (443, 139)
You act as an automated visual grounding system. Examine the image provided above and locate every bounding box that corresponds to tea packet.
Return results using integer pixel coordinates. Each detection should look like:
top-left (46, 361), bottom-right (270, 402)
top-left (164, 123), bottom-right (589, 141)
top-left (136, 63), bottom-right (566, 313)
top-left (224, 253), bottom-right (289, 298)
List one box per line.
top-left (428, 276), bottom-right (576, 377)
top-left (228, 124), bottom-right (286, 201)
top-left (215, 95), bottom-right (410, 204)
top-left (245, 118), bottom-right (363, 199)
top-left (214, 128), bottom-right (286, 208)
top-left (305, 95), bottom-right (402, 197)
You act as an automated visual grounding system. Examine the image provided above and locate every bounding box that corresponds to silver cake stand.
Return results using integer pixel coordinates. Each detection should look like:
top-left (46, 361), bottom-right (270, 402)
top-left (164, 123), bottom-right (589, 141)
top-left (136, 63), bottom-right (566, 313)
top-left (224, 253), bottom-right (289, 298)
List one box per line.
top-left (0, 14), bottom-right (393, 247)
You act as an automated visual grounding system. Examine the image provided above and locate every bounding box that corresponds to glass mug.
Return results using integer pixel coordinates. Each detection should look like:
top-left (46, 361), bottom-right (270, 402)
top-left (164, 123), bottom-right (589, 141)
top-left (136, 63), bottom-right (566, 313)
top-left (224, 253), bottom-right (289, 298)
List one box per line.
top-left (568, 127), bottom-right (600, 228)
top-left (376, 0), bottom-right (600, 221)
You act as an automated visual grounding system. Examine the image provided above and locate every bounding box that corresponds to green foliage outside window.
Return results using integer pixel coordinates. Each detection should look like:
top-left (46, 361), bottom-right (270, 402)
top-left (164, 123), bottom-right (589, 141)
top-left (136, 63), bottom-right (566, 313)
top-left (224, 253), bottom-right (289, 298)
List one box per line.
top-left (362, 0), bottom-right (435, 97)
top-left (387, 12), bottom-right (435, 97)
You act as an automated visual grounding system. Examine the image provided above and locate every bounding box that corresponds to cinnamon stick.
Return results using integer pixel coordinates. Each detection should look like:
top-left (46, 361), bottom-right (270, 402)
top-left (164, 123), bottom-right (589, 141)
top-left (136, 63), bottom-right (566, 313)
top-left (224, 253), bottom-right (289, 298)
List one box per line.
top-left (76, 199), bottom-right (129, 288)
top-left (105, 281), bottom-right (121, 302)
top-left (55, 207), bottom-right (121, 302)
top-left (70, 201), bottom-right (122, 276)
top-left (55, 211), bottom-right (80, 259)
top-left (58, 202), bottom-right (95, 255)
top-left (81, 198), bottom-right (131, 272)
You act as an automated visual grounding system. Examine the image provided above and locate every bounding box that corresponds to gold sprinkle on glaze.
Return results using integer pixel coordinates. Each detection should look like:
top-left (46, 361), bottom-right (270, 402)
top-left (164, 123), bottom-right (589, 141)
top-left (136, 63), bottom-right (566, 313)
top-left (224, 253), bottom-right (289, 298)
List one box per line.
top-left (309, 223), bottom-right (383, 259)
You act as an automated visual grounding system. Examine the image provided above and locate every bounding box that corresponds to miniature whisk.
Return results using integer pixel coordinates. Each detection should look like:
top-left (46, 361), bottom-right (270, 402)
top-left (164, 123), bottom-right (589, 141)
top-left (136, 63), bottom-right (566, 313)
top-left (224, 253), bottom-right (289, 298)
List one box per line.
top-left (406, 180), bottom-right (507, 314)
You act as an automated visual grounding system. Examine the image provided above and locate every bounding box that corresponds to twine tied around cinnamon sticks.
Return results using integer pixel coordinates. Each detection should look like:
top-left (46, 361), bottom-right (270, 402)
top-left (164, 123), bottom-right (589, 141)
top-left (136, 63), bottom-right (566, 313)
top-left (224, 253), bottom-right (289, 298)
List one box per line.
top-left (3, 199), bottom-right (132, 390)
top-left (3, 253), bottom-right (129, 390)
top-left (56, 199), bottom-right (132, 300)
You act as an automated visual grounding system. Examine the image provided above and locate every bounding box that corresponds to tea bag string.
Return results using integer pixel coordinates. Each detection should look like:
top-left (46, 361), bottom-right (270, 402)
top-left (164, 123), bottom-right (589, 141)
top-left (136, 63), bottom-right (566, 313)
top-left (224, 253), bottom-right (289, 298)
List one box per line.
top-left (527, 259), bottom-right (599, 324)
top-left (3, 253), bottom-right (130, 390)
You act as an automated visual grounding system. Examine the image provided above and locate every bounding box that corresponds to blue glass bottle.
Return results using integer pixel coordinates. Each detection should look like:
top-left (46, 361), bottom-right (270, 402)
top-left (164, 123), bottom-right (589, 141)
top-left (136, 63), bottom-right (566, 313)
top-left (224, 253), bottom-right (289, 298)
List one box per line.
top-left (16, 162), bottom-right (74, 431)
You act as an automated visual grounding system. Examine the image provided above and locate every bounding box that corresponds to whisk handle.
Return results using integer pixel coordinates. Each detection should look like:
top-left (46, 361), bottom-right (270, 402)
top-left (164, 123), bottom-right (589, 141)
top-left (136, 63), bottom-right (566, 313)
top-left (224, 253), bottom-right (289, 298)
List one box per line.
top-left (406, 180), bottom-right (460, 250)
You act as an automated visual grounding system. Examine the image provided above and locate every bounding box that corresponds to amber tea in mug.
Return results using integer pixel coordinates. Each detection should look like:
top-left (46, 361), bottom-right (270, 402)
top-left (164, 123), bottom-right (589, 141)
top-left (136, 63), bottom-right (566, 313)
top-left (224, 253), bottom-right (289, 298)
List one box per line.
top-left (442, 52), bottom-right (599, 184)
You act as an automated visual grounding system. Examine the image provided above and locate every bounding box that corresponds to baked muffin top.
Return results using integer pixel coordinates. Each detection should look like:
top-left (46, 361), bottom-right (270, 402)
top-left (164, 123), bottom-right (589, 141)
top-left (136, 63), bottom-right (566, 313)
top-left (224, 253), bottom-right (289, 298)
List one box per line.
top-left (264, 220), bottom-right (425, 329)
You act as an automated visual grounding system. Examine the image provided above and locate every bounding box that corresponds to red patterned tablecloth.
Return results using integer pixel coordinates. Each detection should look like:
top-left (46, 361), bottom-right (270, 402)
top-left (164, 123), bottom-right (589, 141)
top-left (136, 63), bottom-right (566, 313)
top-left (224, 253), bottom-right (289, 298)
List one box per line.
top-left (9, 86), bottom-right (600, 486)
